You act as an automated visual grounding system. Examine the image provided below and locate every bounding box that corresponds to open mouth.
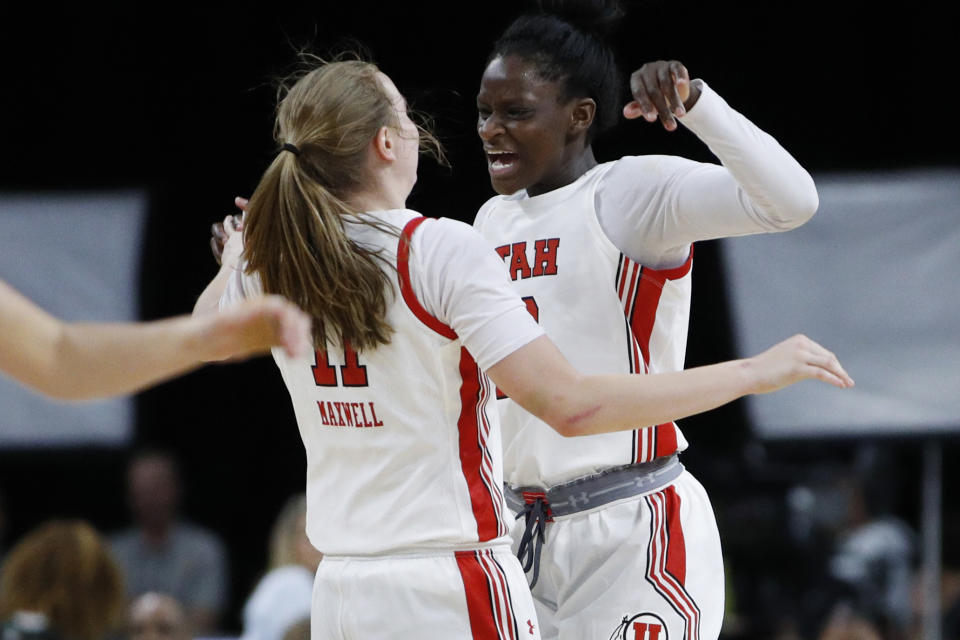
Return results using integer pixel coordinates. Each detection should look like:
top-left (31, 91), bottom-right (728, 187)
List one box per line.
top-left (486, 150), bottom-right (519, 176)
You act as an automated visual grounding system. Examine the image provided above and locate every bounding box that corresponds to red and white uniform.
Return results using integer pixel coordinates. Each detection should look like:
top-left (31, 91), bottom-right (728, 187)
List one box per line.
top-left (222, 209), bottom-right (546, 639)
top-left (474, 81), bottom-right (817, 640)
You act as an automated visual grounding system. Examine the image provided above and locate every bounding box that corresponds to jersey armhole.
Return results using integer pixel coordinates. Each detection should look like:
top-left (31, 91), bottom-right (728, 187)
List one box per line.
top-left (643, 244), bottom-right (694, 284)
top-left (397, 217), bottom-right (459, 340)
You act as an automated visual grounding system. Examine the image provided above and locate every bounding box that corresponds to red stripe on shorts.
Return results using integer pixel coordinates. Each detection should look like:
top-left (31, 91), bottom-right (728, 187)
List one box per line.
top-left (456, 550), bottom-right (509, 640)
top-left (645, 488), bottom-right (701, 640)
top-left (663, 486), bottom-right (687, 584)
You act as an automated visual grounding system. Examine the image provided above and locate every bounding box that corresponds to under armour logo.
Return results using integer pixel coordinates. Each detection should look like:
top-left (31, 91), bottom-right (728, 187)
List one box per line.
top-left (633, 473), bottom-right (656, 488)
top-left (567, 491), bottom-right (590, 508)
top-left (527, 619), bottom-right (536, 635)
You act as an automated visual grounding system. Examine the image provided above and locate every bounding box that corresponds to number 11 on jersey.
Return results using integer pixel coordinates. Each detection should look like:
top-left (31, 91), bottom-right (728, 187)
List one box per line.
top-left (312, 343), bottom-right (369, 387)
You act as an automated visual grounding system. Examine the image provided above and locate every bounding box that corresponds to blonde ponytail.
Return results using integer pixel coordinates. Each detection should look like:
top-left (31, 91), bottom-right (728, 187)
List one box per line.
top-left (242, 59), bottom-right (441, 351)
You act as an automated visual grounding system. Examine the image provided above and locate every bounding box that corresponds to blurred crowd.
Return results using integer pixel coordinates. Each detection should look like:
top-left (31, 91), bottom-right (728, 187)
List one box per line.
top-left (0, 449), bottom-right (319, 640)
top-left (707, 442), bottom-right (959, 640)
top-left (0, 442), bottom-right (954, 640)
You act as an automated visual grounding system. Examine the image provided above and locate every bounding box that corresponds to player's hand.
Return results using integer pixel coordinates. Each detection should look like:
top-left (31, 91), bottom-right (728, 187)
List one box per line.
top-left (210, 196), bottom-right (249, 266)
top-left (203, 295), bottom-right (312, 361)
top-left (623, 60), bottom-right (702, 132)
top-left (746, 334), bottom-right (854, 394)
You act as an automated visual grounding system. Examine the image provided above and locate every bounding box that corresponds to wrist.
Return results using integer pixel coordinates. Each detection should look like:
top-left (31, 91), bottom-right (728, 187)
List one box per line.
top-left (683, 79), bottom-right (704, 111)
top-left (735, 357), bottom-right (762, 396)
top-left (185, 314), bottom-right (221, 363)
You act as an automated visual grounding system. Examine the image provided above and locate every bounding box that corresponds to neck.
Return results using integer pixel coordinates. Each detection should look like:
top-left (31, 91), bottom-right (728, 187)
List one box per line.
top-left (348, 190), bottom-right (404, 213)
top-left (349, 165), bottom-right (408, 212)
top-left (527, 146), bottom-right (598, 197)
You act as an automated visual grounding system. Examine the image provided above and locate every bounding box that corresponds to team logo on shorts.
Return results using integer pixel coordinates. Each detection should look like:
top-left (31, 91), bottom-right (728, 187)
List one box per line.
top-left (608, 613), bottom-right (668, 640)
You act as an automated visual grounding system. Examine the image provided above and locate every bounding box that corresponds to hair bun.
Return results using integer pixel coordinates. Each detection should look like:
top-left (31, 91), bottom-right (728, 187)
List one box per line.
top-left (535, 0), bottom-right (625, 37)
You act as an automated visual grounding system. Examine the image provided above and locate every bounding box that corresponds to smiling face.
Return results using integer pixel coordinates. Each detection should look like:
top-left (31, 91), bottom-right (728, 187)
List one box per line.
top-left (477, 55), bottom-right (592, 197)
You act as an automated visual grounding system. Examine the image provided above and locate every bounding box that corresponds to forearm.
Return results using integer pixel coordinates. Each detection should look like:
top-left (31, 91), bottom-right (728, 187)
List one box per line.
top-left (37, 315), bottom-right (214, 399)
top-left (488, 333), bottom-right (849, 438)
top-left (538, 360), bottom-right (754, 437)
top-left (194, 264), bottom-right (235, 316)
top-left (489, 336), bottom-right (756, 437)
top-left (1, 277), bottom-right (307, 400)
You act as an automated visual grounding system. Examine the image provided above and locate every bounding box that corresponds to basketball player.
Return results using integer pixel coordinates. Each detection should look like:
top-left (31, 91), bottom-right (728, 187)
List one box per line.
top-left (195, 57), bottom-right (850, 639)
top-left (472, 3), bottom-right (825, 639)
top-left (0, 277), bottom-right (310, 400)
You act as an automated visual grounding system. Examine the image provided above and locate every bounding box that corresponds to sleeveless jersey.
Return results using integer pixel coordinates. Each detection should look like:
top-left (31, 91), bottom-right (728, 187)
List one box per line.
top-left (225, 209), bottom-right (543, 555)
top-left (474, 163), bottom-right (692, 488)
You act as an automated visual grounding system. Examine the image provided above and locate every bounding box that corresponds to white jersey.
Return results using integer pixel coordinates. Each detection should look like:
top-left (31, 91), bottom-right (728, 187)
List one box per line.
top-left (475, 81), bottom-right (818, 488)
top-left (222, 209), bottom-right (544, 555)
top-left (475, 165), bottom-right (692, 487)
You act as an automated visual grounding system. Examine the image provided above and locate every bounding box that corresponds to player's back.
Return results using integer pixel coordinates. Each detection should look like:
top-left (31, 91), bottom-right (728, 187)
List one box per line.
top-left (270, 209), bottom-right (510, 556)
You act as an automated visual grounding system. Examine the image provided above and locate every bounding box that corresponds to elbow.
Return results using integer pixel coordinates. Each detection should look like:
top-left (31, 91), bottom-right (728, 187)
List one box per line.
top-left (782, 174), bottom-right (820, 229)
top-left (763, 180), bottom-right (819, 232)
top-left (791, 182), bottom-right (819, 227)
top-left (544, 418), bottom-right (579, 438)
top-left (543, 405), bottom-right (600, 438)
top-left (546, 417), bottom-right (577, 438)
top-left (40, 328), bottom-right (92, 400)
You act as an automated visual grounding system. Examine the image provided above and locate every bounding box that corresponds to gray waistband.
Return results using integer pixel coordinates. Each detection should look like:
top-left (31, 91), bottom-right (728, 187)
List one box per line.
top-left (504, 455), bottom-right (684, 518)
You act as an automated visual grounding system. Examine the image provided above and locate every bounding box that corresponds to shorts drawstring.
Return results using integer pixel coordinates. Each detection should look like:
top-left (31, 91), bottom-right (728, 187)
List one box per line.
top-left (515, 493), bottom-right (551, 588)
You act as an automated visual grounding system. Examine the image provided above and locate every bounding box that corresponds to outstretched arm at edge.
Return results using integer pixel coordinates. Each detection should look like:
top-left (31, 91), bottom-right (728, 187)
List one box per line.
top-left (0, 279), bottom-right (310, 400)
top-left (487, 333), bottom-right (852, 438)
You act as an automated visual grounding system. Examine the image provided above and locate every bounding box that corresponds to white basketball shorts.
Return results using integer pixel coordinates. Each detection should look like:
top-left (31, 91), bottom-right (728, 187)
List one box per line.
top-left (311, 545), bottom-right (543, 639)
top-left (511, 470), bottom-right (724, 640)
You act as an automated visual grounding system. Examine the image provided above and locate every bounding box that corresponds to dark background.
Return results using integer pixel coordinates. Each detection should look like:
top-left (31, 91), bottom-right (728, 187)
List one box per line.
top-left (0, 1), bottom-right (956, 634)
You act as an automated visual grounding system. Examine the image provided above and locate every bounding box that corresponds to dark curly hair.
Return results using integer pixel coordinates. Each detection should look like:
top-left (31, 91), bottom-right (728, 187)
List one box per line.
top-left (489, 0), bottom-right (625, 143)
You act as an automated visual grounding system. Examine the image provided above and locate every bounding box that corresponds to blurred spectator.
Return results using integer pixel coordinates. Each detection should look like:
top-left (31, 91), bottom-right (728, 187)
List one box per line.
top-left (826, 474), bottom-right (915, 638)
top-left (0, 519), bottom-right (125, 640)
top-left (110, 449), bottom-right (228, 633)
top-left (128, 592), bottom-right (192, 640)
top-left (280, 620), bottom-right (309, 640)
top-left (910, 513), bottom-right (960, 640)
top-left (241, 493), bottom-right (321, 640)
top-left (817, 602), bottom-right (884, 640)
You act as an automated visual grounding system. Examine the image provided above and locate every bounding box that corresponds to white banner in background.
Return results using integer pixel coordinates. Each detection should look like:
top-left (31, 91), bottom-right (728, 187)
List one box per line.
top-left (721, 169), bottom-right (960, 438)
top-left (0, 191), bottom-right (146, 448)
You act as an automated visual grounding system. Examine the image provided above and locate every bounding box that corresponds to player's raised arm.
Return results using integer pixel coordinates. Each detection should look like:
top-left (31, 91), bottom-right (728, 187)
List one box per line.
top-left (623, 57), bottom-right (815, 219)
top-left (487, 333), bottom-right (852, 438)
top-left (196, 210), bottom-right (245, 316)
top-left (0, 278), bottom-right (310, 400)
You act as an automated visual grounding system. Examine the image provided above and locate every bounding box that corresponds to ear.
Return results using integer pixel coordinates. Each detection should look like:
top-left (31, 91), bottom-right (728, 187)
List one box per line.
top-left (569, 98), bottom-right (596, 136)
top-left (371, 126), bottom-right (397, 163)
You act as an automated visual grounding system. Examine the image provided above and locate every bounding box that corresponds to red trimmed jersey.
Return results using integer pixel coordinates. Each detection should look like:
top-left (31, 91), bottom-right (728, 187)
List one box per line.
top-left (221, 209), bottom-right (544, 555)
top-left (474, 164), bottom-right (692, 488)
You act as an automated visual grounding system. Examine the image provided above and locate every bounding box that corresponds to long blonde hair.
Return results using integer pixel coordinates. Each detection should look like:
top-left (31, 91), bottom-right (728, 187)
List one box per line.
top-left (243, 58), bottom-right (441, 351)
top-left (0, 520), bottom-right (125, 640)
